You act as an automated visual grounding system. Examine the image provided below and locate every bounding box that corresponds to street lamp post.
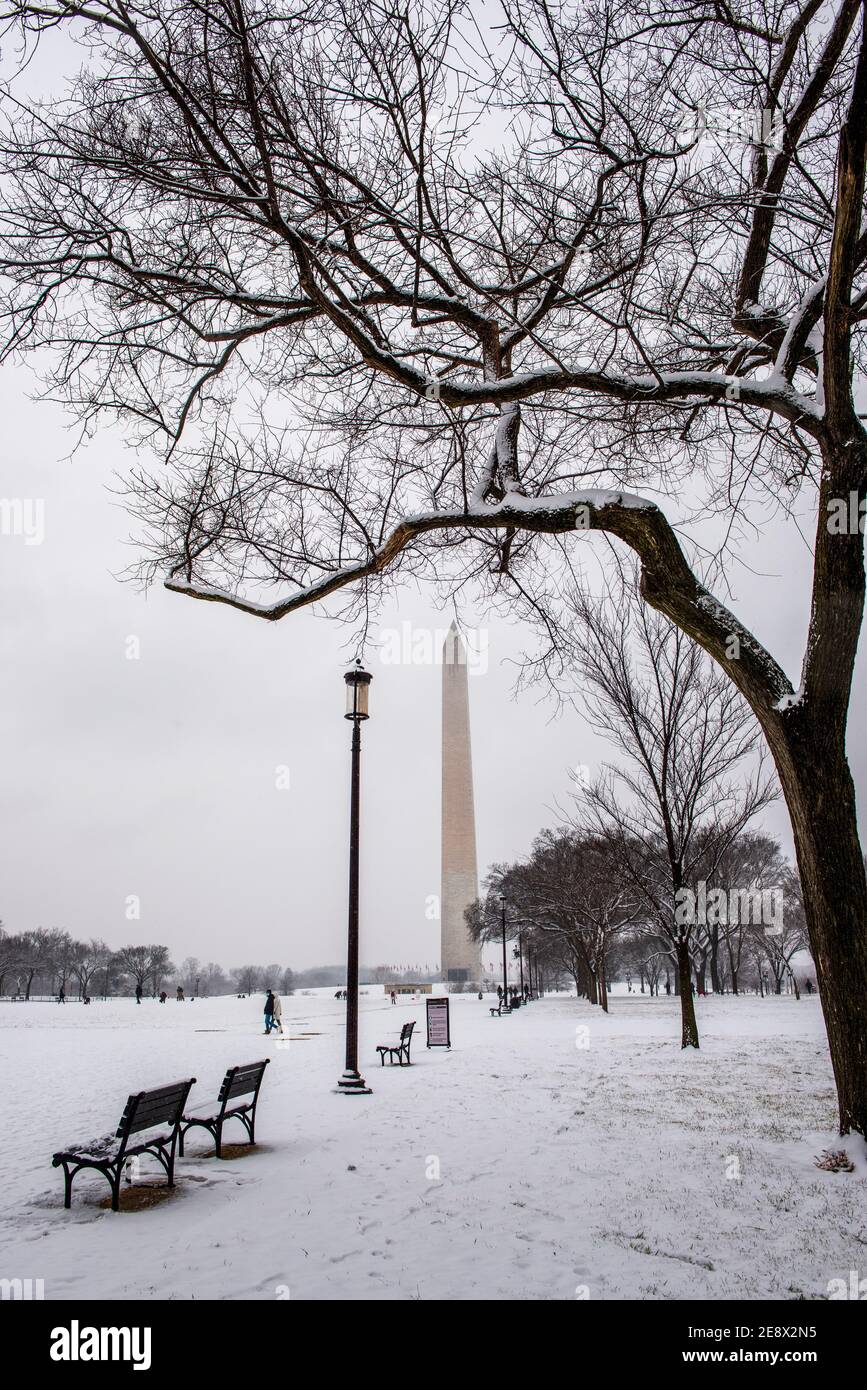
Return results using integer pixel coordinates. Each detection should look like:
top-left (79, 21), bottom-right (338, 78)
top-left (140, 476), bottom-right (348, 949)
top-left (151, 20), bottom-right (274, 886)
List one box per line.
top-left (516, 929), bottom-right (525, 996)
top-left (337, 662), bottom-right (373, 1096)
top-left (501, 895), bottom-right (509, 1005)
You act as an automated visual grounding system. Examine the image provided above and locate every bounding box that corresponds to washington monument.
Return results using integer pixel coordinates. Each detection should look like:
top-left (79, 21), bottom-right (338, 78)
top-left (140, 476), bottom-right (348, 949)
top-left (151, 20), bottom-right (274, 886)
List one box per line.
top-left (441, 623), bottom-right (481, 983)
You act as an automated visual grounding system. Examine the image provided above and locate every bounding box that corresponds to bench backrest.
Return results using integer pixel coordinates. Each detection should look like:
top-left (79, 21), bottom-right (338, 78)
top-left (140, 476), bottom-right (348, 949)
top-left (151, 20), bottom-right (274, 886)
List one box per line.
top-left (218, 1059), bottom-right (270, 1106)
top-left (400, 1022), bottom-right (415, 1042)
top-left (117, 1079), bottom-right (196, 1141)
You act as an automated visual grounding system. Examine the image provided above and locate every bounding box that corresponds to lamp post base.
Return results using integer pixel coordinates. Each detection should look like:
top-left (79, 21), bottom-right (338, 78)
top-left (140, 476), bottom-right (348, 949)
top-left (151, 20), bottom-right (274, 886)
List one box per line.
top-left (335, 1069), bottom-right (372, 1095)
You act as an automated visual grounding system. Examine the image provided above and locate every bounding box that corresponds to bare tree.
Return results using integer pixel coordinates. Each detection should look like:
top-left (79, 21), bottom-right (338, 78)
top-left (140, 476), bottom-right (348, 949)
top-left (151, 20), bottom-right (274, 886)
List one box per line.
top-left (17, 928), bottom-right (68, 999)
top-left (710, 832), bottom-right (788, 994)
top-left (69, 938), bottom-right (112, 999)
top-left (566, 576), bottom-right (776, 1046)
top-left (234, 964), bottom-right (264, 995)
top-left (178, 955), bottom-right (201, 993)
top-left (201, 960), bottom-right (231, 996)
top-left (752, 865), bottom-right (810, 995)
top-left (48, 930), bottom-right (75, 997)
top-left (0, 927), bottom-right (23, 996)
top-left (114, 943), bottom-right (171, 995)
top-left (0, 0), bottom-right (865, 1131)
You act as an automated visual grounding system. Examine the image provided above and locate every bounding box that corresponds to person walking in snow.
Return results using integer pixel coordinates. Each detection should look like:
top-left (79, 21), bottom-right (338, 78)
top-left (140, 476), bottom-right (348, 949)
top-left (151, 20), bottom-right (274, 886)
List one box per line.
top-left (271, 989), bottom-right (283, 1034)
top-left (390, 990), bottom-right (396, 1005)
top-left (263, 989), bottom-right (275, 1034)
top-left (135, 984), bottom-right (142, 1005)
top-left (58, 986), bottom-right (65, 1003)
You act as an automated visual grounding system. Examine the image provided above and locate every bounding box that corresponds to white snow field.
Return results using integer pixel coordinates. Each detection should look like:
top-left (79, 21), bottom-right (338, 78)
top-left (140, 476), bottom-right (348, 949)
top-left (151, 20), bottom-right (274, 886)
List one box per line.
top-left (0, 990), bottom-right (864, 1301)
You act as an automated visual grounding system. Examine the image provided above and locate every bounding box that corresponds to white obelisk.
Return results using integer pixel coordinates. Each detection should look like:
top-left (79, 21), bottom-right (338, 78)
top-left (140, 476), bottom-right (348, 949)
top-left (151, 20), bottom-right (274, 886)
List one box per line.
top-left (441, 623), bottom-right (481, 983)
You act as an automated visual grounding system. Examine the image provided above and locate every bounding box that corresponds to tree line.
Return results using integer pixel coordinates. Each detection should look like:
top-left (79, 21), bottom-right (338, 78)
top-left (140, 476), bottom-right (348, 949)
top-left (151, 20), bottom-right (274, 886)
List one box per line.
top-left (0, 930), bottom-right (295, 1001)
top-left (471, 826), bottom-right (810, 1017)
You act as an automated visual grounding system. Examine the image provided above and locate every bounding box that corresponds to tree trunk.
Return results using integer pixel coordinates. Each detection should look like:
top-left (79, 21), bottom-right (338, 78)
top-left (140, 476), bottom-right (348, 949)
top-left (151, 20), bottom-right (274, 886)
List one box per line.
top-left (676, 939), bottom-right (699, 1048)
top-left (599, 953), bottom-right (609, 1013)
top-left (710, 924), bottom-right (721, 993)
top-left (695, 956), bottom-right (707, 995)
top-left (774, 745), bottom-right (867, 1138)
top-left (728, 946), bottom-right (739, 995)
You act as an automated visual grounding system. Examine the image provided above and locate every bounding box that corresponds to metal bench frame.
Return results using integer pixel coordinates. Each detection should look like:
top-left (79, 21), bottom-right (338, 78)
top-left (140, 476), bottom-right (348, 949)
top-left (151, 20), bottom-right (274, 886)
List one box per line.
top-left (52, 1078), bottom-right (196, 1212)
top-left (376, 1020), bottom-right (415, 1066)
top-left (179, 1059), bottom-right (270, 1159)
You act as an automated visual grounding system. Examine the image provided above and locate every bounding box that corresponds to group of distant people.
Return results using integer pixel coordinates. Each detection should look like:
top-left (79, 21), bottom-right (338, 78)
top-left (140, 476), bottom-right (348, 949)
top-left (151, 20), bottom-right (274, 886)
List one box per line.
top-left (496, 984), bottom-right (531, 1007)
top-left (133, 983), bottom-right (192, 1004)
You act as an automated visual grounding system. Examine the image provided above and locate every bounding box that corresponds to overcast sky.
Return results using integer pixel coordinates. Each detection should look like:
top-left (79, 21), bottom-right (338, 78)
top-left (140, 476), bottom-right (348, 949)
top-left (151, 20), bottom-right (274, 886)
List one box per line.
top-left (2, 356), bottom-right (865, 973)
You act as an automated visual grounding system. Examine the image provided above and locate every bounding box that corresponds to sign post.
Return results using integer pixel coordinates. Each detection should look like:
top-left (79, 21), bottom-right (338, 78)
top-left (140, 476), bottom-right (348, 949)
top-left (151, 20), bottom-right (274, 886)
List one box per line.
top-left (425, 996), bottom-right (451, 1049)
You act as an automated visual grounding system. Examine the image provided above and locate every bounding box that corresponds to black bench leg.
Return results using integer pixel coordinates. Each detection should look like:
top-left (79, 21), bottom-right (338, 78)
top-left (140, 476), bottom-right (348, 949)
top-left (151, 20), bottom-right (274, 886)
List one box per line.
top-left (178, 1126), bottom-right (186, 1159)
top-left (109, 1167), bottom-right (121, 1213)
top-left (215, 1121), bottom-right (223, 1160)
top-left (62, 1163), bottom-right (73, 1210)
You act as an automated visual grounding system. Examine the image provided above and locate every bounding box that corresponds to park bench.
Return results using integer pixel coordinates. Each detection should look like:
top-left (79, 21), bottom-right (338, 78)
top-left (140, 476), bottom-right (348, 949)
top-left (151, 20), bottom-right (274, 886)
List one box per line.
top-left (489, 1003), bottom-right (512, 1016)
top-left (376, 1020), bottom-right (415, 1066)
top-left (179, 1059), bottom-right (270, 1159)
top-left (52, 1077), bottom-right (195, 1212)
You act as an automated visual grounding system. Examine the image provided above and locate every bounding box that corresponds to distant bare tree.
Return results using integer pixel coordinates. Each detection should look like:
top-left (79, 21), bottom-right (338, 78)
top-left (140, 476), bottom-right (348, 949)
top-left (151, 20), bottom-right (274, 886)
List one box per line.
top-left (70, 939), bottom-right (112, 999)
top-left (178, 955), bottom-right (201, 993)
top-left (565, 576), bottom-right (776, 1046)
top-left (1, 0), bottom-right (865, 1131)
top-left (115, 943), bottom-right (172, 996)
top-left (751, 866), bottom-right (809, 995)
top-left (18, 928), bottom-right (67, 999)
top-left (708, 833), bottom-right (788, 994)
top-left (0, 928), bottom-right (23, 996)
top-left (201, 961), bottom-right (231, 997)
top-left (234, 964), bottom-right (264, 995)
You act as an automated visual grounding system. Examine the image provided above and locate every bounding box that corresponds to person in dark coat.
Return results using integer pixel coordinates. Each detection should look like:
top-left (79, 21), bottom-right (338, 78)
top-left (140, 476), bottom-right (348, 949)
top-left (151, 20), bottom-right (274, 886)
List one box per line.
top-left (264, 989), bottom-right (275, 1034)
top-left (135, 984), bottom-right (143, 1005)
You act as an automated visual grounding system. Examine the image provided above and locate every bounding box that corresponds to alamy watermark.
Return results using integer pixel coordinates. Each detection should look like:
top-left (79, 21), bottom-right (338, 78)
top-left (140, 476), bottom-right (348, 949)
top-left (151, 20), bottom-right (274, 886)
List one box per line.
top-left (827, 1269), bottom-right (866, 1299)
top-left (1, 1276), bottom-right (45, 1300)
top-left (676, 106), bottom-right (784, 151)
top-left (0, 497), bottom-right (45, 546)
top-left (378, 621), bottom-right (489, 674)
top-left (50, 1321), bottom-right (152, 1370)
top-left (675, 881), bottom-right (783, 934)
top-left (826, 492), bottom-right (866, 535)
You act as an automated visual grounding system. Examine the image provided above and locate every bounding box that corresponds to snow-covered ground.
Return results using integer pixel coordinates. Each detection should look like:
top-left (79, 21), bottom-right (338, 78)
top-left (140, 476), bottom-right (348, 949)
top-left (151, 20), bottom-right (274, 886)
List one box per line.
top-left (0, 990), bottom-right (864, 1300)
